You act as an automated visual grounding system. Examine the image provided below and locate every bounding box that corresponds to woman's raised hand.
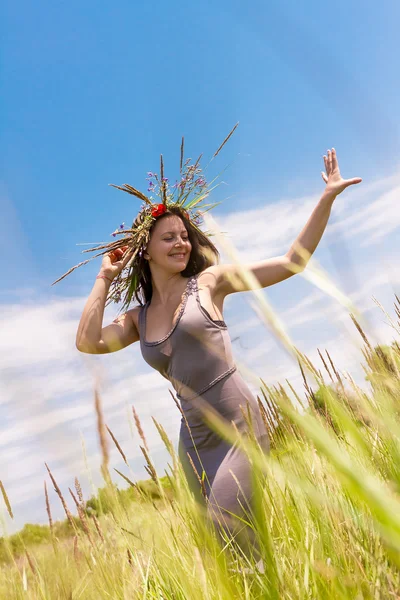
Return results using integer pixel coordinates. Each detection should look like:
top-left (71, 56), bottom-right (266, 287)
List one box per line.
top-left (321, 148), bottom-right (362, 197)
top-left (99, 246), bottom-right (134, 280)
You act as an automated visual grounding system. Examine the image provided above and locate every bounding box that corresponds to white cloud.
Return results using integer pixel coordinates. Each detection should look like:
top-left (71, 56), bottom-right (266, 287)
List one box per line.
top-left (328, 175), bottom-right (400, 247)
top-left (216, 171), bottom-right (400, 263)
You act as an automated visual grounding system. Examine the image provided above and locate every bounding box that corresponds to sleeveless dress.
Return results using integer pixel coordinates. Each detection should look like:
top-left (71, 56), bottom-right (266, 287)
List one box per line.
top-left (138, 273), bottom-right (270, 558)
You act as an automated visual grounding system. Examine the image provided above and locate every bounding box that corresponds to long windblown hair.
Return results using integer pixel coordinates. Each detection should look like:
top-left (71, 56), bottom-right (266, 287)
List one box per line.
top-left (133, 205), bottom-right (219, 305)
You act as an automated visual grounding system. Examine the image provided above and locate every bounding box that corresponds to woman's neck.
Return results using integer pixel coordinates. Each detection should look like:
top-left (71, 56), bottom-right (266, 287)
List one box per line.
top-left (149, 270), bottom-right (188, 306)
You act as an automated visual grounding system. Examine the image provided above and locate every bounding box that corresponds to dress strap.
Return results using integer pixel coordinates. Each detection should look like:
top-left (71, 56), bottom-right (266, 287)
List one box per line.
top-left (137, 302), bottom-right (147, 336)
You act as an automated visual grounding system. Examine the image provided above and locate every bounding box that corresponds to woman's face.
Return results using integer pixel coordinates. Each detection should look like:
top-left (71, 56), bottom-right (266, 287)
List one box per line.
top-left (145, 214), bottom-right (192, 272)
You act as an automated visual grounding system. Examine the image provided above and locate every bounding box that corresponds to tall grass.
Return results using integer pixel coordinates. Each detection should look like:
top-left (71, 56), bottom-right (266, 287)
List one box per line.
top-left (1, 250), bottom-right (400, 598)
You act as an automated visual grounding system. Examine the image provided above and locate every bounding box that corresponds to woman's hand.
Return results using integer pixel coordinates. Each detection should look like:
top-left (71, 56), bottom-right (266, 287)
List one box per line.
top-left (321, 148), bottom-right (362, 197)
top-left (98, 246), bottom-right (133, 280)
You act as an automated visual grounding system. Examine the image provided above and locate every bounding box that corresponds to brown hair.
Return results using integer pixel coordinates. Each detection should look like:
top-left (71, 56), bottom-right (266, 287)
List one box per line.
top-left (132, 205), bottom-right (219, 305)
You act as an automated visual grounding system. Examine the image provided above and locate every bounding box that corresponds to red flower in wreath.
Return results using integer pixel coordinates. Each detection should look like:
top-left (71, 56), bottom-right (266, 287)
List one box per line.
top-left (151, 203), bottom-right (167, 218)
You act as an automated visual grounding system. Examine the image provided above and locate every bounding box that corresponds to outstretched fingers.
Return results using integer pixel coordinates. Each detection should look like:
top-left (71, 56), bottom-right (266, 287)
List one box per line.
top-left (327, 149), bottom-right (332, 172)
top-left (323, 147), bottom-right (338, 177)
top-left (331, 147), bottom-right (338, 171)
top-left (323, 153), bottom-right (328, 175)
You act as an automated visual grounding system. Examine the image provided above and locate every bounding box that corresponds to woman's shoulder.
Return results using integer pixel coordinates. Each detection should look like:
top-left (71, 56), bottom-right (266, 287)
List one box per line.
top-left (197, 264), bottom-right (223, 280)
top-left (124, 304), bottom-right (145, 334)
top-left (196, 265), bottom-right (228, 297)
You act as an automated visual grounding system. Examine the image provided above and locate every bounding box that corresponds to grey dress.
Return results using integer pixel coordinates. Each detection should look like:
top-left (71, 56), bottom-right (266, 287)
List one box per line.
top-left (138, 273), bottom-right (270, 558)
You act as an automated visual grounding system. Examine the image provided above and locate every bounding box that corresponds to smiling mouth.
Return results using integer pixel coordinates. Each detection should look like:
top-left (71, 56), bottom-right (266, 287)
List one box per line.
top-left (169, 253), bottom-right (186, 259)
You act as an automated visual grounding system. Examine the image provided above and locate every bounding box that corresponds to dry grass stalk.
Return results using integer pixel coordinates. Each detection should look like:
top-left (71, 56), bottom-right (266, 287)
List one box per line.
top-left (160, 153), bottom-right (164, 184)
top-left (317, 348), bottom-right (335, 383)
top-left (69, 488), bottom-right (94, 547)
top-left (350, 313), bottom-right (373, 351)
top-left (139, 446), bottom-right (158, 485)
top-left (44, 481), bottom-right (53, 533)
top-left (108, 183), bottom-right (151, 205)
top-left (300, 351), bottom-right (321, 380)
top-left (170, 389), bottom-right (185, 418)
top-left (285, 378), bottom-right (307, 410)
top-left (151, 418), bottom-right (180, 489)
top-left (73, 536), bottom-right (80, 564)
top-left (275, 384), bottom-right (303, 439)
top-left (256, 396), bottom-right (275, 439)
top-left (51, 258), bottom-right (92, 285)
top-left (177, 152), bottom-right (205, 204)
top-left (45, 464), bottom-right (75, 528)
top-left (259, 380), bottom-right (281, 422)
top-left (0, 480), bottom-right (13, 519)
top-left (374, 345), bottom-right (397, 375)
top-left (160, 154), bottom-right (167, 203)
top-left (239, 402), bottom-right (257, 443)
top-left (230, 420), bottom-right (241, 441)
top-left (169, 390), bottom-right (197, 449)
top-left (132, 405), bottom-right (149, 453)
top-left (127, 547), bottom-right (134, 567)
top-left (91, 513), bottom-right (105, 543)
top-left (186, 452), bottom-right (207, 500)
top-left (25, 549), bottom-right (37, 576)
top-left (74, 477), bottom-right (85, 508)
top-left (298, 359), bottom-right (315, 404)
top-left (151, 417), bottom-right (174, 456)
top-left (106, 425), bottom-right (128, 465)
top-left (325, 350), bottom-right (345, 392)
top-left (94, 386), bottom-right (110, 484)
top-left (212, 122), bottom-right (239, 158)
top-left (114, 468), bottom-right (137, 490)
top-left (394, 294), bottom-right (400, 326)
top-left (180, 136), bottom-right (184, 173)
top-left (260, 382), bottom-right (301, 443)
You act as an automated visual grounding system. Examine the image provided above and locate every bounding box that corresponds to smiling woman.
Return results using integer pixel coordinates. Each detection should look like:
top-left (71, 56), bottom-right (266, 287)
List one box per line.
top-left (75, 201), bottom-right (271, 561)
top-left (59, 134), bottom-right (361, 566)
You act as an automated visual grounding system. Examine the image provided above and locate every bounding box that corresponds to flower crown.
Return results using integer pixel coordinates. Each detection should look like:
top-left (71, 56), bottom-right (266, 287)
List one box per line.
top-left (52, 124), bottom-right (238, 310)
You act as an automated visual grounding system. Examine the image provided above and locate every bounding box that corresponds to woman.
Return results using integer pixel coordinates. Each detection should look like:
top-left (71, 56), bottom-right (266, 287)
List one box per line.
top-left (73, 147), bottom-right (361, 565)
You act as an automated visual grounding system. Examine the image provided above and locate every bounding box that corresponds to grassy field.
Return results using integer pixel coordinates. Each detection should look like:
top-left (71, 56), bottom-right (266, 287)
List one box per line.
top-left (1, 292), bottom-right (400, 599)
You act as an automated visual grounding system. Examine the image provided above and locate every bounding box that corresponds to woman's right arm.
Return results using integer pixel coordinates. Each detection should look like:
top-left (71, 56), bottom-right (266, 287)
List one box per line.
top-left (76, 247), bottom-right (139, 354)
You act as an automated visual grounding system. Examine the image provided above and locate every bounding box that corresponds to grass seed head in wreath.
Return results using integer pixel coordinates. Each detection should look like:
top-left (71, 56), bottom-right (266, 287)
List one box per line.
top-left (52, 123), bottom-right (238, 312)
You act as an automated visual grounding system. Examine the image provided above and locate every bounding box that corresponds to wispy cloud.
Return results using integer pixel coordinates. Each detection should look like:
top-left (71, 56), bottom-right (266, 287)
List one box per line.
top-left (217, 171), bottom-right (400, 261)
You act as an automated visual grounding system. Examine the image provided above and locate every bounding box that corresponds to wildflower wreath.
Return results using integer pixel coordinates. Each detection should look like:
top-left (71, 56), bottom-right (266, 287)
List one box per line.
top-left (52, 124), bottom-right (238, 311)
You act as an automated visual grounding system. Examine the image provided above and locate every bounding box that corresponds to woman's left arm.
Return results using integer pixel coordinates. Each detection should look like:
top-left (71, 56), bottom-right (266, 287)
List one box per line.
top-left (210, 148), bottom-right (362, 295)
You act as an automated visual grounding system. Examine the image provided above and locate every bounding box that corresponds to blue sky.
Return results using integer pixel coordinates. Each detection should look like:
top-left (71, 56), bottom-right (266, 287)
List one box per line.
top-left (1, 0), bottom-right (400, 533)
